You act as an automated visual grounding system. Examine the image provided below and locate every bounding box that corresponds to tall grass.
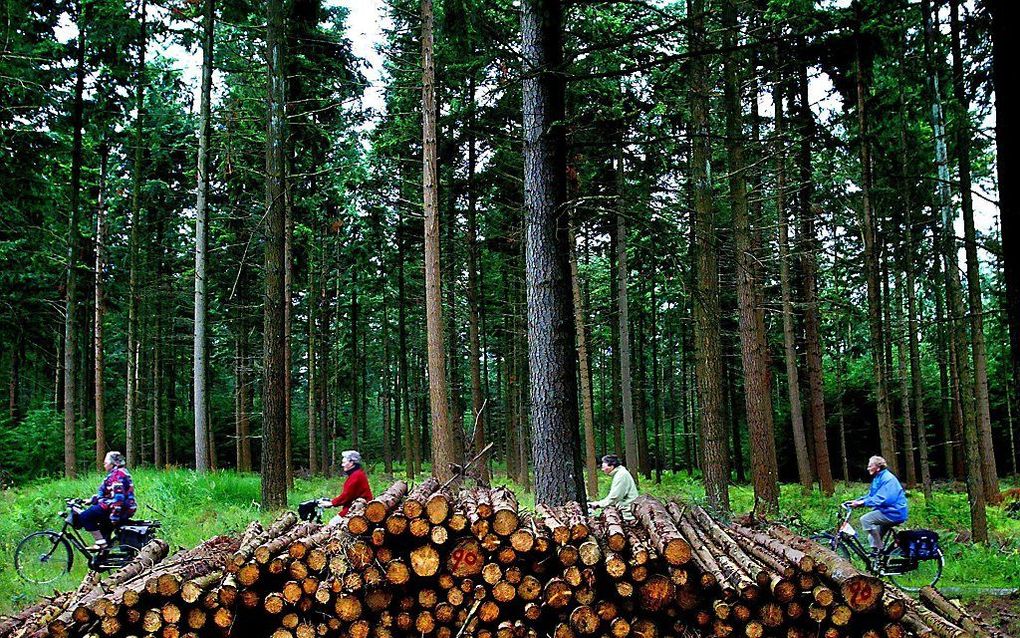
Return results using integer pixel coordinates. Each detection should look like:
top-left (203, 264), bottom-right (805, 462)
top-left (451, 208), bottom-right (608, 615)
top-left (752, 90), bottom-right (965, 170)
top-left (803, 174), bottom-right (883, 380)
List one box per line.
top-left (1, 468), bottom-right (1017, 614)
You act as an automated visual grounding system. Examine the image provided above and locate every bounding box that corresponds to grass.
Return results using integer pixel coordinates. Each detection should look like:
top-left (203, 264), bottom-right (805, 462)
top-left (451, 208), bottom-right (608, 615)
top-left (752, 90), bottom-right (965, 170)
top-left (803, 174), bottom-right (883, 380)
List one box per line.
top-left (1, 466), bottom-right (1017, 615)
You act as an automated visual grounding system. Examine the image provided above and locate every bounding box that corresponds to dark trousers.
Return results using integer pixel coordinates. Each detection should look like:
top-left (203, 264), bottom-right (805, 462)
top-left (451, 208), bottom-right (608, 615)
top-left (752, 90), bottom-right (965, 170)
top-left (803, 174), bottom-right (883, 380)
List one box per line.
top-left (76, 504), bottom-right (112, 537)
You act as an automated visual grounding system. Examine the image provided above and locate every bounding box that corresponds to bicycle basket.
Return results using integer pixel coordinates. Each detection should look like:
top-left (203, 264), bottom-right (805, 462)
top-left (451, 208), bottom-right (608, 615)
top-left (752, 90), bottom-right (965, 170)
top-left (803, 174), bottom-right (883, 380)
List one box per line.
top-left (117, 524), bottom-right (157, 549)
top-left (896, 529), bottom-right (940, 560)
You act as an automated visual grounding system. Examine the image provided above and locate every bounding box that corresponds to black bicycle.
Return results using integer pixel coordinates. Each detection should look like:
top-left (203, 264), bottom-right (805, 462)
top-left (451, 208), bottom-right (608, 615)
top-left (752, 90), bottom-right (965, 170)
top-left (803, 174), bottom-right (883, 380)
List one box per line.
top-left (14, 498), bottom-right (161, 584)
top-left (811, 502), bottom-right (944, 592)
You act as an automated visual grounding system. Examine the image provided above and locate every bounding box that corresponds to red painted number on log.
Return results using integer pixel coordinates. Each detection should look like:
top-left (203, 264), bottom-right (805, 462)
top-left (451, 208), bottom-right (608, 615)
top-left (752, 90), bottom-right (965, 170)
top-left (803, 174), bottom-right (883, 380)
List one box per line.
top-left (451, 548), bottom-right (478, 571)
top-left (846, 581), bottom-right (871, 608)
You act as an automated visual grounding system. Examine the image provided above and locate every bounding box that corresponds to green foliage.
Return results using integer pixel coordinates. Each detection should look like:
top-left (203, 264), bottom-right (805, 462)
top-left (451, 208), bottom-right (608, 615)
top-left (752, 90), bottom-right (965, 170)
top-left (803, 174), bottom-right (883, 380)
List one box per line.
top-left (0, 409), bottom-right (65, 484)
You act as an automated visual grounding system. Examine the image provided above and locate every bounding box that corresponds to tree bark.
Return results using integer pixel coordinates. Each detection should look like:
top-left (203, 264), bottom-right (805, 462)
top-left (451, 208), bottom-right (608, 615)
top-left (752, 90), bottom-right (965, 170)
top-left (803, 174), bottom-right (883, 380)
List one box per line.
top-left (422, 0), bottom-right (461, 483)
top-left (284, 160), bottom-right (294, 488)
top-left (894, 67), bottom-right (922, 491)
top-left (921, 0), bottom-right (987, 540)
top-left (853, 25), bottom-right (896, 473)
top-left (350, 268), bottom-right (360, 450)
top-left (94, 144), bottom-right (108, 471)
top-left (193, 0), bottom-right (213, 473)
top-left (894, 271), bottom-right (916, 488)
top-left (774, 73), bottom-right (812, 494)
top-left (570, 219), bottom-right (599, 498)
top-left (616, 174), bottom-right (639, 473)
top-left (466, 81), bottom-right (487, 482)
top-left (398, 205), bottom-right (415, 478)
top-left (949, 0), bottom-right (998, 502)
top-left (308, 246), bottom-right (318, 475)
top-left (64, 0), bottom-right (88, 478)
top-left (262, 0), bottom-right (289, 509)
top-left (125, 0), bottom-right (146, 469)
top-left (724, 0), bottom-right (778, 516)
top-left (689, 0), bottom-right (729, 512)
top-left (521, 0), bottom-right (585, 506)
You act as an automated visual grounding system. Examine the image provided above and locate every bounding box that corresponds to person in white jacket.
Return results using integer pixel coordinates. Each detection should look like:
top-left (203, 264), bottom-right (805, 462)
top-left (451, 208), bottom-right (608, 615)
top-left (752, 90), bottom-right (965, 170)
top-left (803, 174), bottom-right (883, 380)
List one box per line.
top-left (589, 454), bottom-right (639, 520)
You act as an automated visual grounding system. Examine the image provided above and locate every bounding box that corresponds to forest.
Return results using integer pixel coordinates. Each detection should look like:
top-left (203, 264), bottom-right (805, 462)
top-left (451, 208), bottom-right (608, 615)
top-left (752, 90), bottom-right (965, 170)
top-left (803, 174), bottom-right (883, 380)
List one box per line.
top-left (1, 0), bottom-right (1018, 548)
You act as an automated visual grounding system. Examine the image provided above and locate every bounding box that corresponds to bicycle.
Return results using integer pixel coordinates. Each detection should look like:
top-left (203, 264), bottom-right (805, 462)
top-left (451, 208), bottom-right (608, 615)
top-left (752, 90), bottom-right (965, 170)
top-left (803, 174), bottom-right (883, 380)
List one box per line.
top-left (811, 501), bottom-right (944, 592)
top-left (14, 498), bottom-right (161, 585)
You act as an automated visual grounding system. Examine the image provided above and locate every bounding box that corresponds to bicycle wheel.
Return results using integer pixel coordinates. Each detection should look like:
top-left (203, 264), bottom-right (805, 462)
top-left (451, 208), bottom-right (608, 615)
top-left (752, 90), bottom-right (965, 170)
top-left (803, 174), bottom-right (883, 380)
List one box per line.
top-left (15, 531), bottom-right (73, 584)
top-left (811, 533), bottom-right (854, 563)
top-left (887, 547), bottom-right (944, 591)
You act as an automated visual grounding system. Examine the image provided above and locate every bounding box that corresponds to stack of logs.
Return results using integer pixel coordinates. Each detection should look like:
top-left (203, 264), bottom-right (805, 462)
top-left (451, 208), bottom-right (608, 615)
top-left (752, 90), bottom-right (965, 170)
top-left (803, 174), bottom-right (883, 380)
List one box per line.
top-left (0, 480), bottom-right (996, 638)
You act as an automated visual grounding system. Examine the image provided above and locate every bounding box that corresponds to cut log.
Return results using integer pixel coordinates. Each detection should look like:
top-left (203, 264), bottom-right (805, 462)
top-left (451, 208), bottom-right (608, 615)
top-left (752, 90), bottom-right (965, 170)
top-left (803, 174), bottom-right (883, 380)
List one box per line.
top-left (366, 480), bottom-right (409, 523)
top-left (633, 496), bottom-right (692, 566)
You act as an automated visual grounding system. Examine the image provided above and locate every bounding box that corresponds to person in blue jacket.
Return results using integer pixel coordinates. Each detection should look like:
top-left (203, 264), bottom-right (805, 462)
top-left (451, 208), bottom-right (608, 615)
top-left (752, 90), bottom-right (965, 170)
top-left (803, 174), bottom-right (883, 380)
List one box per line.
top-left (849, 455), bottom-right (908, 553)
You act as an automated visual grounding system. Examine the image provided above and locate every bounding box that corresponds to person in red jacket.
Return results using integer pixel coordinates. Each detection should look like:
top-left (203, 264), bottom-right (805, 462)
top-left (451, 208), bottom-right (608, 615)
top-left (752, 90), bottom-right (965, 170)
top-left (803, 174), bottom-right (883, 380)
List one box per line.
top-left (318, 450), bottom-right (373, 520)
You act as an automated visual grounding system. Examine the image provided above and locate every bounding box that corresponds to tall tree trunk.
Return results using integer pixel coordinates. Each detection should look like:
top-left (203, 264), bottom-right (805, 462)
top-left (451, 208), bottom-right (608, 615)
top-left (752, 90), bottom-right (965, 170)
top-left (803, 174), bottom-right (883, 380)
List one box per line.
top-left (382, 305), bottom-right (393, 475)
top-left (398, 205), bottom-right (415, 478)
top-left (921, 0), bottom-right (987, 540)
top-left (94, 144), bottom-right (109, 470)
top-left (308, 247), bottom-right (318, 475)
top-left (609, 226), bottom-right (623, 457)
top-left (897, 72), bottom-right (933, 496)
top-left (725, 0), bottom-right (778, 515)
top-left (126, 0), bottom-right (146, 469)
top-left (689, 0), bottom-right (729, 512)
top-left (894, 271), bottom-right (917, 488)
top-left (521, 0), bottom-right (585, 506)
top-left (774, 74), bottom-right (811, 494)
top-left (616, 175), bottom-right (639, 473)
top-left (64, 0), bottom-right (88, 478)
top-left (152, 312), bottom-right (162, 470)
top-left (853, 26), bottom-right (896, 472)
top-left (350, 268), bottom-right (360, 449)
top-left (466, 82), bottom-right (487, 482)
top-left (907, 246), bottom-right (932, 495)
top-left (651, 277), bottom-right (662, 484)
top-left (570, 218), bottom-right (599, 498)
top-left (284, 169), bottom-right (294, 487)
top-left (422, 0), bottom-right (460, 482)
top-left (989, 0), bottom-right (1020, 433)
top-left (949, 0), bottom-right (998, 502)
top-left (262, 0), bottom-right (288, 509)
top-left (894, 70), bottom-right (921, 491)
top-left (193, 0), bottom-right (213, 473)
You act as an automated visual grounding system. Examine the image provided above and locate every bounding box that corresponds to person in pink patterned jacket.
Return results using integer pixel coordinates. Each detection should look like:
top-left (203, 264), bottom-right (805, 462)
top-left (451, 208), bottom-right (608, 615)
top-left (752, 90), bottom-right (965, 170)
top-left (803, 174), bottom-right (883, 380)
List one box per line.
top-left (75, 451), bottom-right (138, 549)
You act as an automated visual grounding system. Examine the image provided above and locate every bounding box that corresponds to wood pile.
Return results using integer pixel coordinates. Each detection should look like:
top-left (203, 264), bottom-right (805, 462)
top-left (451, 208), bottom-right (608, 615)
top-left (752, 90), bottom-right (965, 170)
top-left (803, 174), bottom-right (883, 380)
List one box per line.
top-left (0, 481), bottom-right (997, 638)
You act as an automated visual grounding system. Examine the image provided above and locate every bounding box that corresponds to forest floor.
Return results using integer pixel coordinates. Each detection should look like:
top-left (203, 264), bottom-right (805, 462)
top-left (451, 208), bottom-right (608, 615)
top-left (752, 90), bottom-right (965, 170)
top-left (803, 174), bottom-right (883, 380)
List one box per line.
top-left (1, 466), bottom-right (1017, 618)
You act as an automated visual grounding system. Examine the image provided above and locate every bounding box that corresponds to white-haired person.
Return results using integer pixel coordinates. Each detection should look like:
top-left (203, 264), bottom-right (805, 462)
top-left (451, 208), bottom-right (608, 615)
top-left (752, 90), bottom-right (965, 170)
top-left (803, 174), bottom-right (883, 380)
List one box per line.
top-left (318, 450), bottom-right (373, 524)
top-left (75, 451), bottom-right (137, 550)
top-left (849, 455), bottom-right (908, 555)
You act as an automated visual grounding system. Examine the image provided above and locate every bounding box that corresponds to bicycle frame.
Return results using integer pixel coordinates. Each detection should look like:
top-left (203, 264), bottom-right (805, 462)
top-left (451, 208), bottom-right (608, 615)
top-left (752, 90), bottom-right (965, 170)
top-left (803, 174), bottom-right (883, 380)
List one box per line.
top-left (830, 504), bottom-right (882, 571)
top-left (58, 501), bottom-right (137, 571)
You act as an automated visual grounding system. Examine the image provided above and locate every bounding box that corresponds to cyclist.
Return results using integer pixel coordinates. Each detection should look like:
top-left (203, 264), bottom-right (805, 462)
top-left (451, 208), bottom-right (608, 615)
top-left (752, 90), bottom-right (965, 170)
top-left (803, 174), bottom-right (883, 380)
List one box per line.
top-left (75, 451), bottom-right (137, 550)
top-left (318, 450), bottom-right (373, 524)
top-left (589, 454), bottom-right (639, 520)
top-left (848, 455), bottom-right (908, 556)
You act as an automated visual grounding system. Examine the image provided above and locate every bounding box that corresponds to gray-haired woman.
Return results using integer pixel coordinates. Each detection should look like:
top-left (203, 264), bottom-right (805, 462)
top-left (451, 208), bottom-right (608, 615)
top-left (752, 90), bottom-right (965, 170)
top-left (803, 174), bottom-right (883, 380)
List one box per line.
top-left (75, 451), bottom-right (138, 550)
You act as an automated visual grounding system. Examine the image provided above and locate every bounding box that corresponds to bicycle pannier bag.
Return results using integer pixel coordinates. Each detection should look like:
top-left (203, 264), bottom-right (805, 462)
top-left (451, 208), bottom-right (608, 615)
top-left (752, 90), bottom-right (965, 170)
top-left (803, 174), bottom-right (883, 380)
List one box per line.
top-left (117, 524), bottom-right (156, 549)
top-left (896, 529), bottom-right (940, 560)
top-left (298, 500), bottom-right (320, 522)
